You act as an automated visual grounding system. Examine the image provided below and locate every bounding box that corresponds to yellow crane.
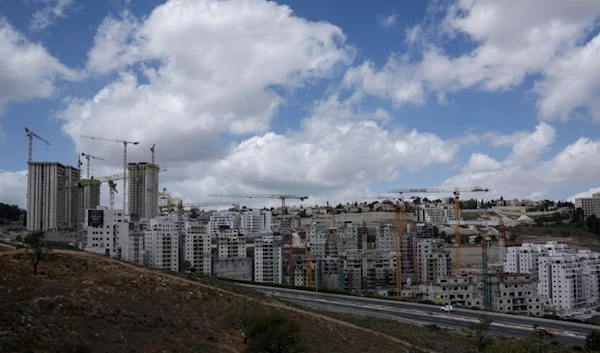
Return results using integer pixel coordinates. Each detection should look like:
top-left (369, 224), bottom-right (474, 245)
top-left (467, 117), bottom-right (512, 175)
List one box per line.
top-left (388, 187), bottom-right (489, 275)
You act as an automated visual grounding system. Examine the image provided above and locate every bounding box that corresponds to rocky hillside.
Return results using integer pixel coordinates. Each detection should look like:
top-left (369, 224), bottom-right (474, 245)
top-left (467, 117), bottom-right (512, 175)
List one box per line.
top-left (0, 249), bottom-right (414, 353)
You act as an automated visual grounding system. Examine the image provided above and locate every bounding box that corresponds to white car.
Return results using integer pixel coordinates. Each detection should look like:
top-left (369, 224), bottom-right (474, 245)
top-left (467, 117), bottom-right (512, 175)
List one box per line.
top-left (440, 305), bottom-right (454, 312)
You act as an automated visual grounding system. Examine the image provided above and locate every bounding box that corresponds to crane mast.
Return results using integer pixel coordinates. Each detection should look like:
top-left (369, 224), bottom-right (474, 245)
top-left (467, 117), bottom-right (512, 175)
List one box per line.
top-left (81, 135), bottom-right (140, 212)
top-left (25, 127), bottom-right (50, 162)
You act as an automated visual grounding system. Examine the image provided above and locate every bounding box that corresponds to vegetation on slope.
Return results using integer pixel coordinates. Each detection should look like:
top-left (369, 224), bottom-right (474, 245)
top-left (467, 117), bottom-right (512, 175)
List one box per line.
top-left (0, 203), bottom-right (25, 225)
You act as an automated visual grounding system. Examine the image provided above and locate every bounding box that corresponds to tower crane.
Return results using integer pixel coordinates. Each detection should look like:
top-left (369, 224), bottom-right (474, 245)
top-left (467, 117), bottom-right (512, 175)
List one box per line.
top-left (25, 127), bottom-right (50, 162)
top-left (81, 153), bottom-right (106, 179)
top-left (210, 193), bottom-right (308, 285)
top-left (81, 135), bottom-right (140, 212)
top-left (176, 201), bottom-right (240, 272)
top-left (388, 186), bottom-right (489, 275)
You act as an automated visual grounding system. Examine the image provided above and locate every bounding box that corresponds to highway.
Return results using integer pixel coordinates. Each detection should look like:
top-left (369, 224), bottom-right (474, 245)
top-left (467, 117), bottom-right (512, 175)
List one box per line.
top-left (241, 284), bottom-right (597, 347)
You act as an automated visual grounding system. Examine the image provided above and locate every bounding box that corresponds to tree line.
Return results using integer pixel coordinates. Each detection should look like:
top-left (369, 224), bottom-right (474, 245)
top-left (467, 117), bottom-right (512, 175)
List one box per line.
top-left (0, 203), bottom-right (26, 225)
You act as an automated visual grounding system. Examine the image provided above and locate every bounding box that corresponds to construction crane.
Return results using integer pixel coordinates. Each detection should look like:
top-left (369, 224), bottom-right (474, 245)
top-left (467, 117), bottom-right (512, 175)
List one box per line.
top-left (388, 187), bottom-right (489, 275)
top-left (176, 201), bottom-right (240, 272)
top-left (150, 144), bottom-right (156, 164)
top-left (81, 153), bottom-right (106, 179)
top-left (210, 193), bottom-right (308, 284)
top-left (25, 127), bottom-right (50, 162)
top-left (81, 135), bottom-right (140, 212)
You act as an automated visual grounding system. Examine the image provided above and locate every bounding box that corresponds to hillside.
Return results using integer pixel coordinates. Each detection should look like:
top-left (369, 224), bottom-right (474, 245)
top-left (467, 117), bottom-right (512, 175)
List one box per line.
top-left (0, 249), bottom-right (426, 353)
top-left (510, 226), bottom-right (600, 251)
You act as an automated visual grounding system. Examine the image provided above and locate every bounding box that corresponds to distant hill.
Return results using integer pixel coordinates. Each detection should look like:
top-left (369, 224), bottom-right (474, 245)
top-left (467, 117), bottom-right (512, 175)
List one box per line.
top-left (510, 226), bottom-right (600, 251)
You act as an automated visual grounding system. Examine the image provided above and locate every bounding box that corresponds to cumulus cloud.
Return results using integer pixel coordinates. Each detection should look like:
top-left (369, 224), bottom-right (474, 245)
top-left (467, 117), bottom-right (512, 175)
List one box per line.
top-left (29, 0), bottom-right (76, 32)
top-left (442, 122), bottom-right (600, 200)
top-left (379, 14), bottom-right (398, 28)
top-left (0, 170), bottom-right (28, 208)
top-left (61, 0), bottom-right (353, 166)
top-left (0, 18), bottom-right (76, 114)
top-left (345, 0), bottom-right (600, 120)
top-left (568, 188), bottom-right (600, 202)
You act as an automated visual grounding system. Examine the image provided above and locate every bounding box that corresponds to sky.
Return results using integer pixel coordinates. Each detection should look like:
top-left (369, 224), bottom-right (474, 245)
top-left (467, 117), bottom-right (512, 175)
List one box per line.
top-left (1, 0), bottom-right (600, 210)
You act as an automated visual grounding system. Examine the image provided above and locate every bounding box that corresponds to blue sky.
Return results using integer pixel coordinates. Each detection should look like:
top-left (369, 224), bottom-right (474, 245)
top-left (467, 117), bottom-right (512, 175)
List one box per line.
top-left (1, 0), bottom-right (600, 209)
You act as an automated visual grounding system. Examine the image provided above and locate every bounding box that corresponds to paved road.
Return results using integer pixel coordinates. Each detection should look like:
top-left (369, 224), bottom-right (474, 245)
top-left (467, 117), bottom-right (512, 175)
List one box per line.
top-left (242, 284), bottom-right (594, 347)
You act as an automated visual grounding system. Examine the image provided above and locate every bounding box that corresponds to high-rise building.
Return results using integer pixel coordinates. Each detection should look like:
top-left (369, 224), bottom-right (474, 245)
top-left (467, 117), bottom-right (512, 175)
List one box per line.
top-left (254, 235), bottom-right (283, 284)
top-left (27, 162), bottom-right (80, 231)
top-left (128, 162), bottom-right (159, 219)
top-left (85, 206), bottom-right (130, 258)
top-left (83, 184), bottom-right (100, 224)
top-left (575, 193), bottom-right (600, 218)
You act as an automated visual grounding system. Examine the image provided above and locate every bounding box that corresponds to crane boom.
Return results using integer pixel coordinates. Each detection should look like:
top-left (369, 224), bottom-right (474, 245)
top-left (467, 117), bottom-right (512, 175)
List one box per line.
top-left (181, 202), bottom-right (239, 209)
top-left (25, 127), bottom-right (50, 162)
top-left (209, 193), bottom-right (308, 200)
top-left (81, 135), bottom-right (140, 212)
top-left (81, 153), bottom-right (106, 179)
top-left (387, 186), bottom-right (489, 275)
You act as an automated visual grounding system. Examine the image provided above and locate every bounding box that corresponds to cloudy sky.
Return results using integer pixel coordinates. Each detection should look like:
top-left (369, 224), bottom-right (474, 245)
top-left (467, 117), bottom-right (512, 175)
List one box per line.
top-left (1, 0), bottom-right (600, 209)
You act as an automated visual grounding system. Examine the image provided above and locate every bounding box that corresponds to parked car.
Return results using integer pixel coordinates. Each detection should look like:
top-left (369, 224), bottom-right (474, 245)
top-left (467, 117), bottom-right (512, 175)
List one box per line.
top-left (440, 305), bottom-right (454, 312)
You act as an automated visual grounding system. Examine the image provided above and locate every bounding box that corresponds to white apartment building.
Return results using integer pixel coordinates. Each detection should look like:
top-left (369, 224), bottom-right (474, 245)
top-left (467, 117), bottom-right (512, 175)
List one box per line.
top-left (208, 211), bottom-right (240, 235)
top-left (376, 224), bottom-right (396, 251)
top-left (489, 274), bottom-right (543, 316)
top-left (128, 162), bottom-right (159, 219)
top-left (184, 221), bottom-right (211, 274)
top-left (217, 228), bottom-right (246, 259)
top-left (538, 250), bottom-right (600, 312)
top-left (418, 238), bottom-right (452, 284)
top-left (575, 193), bottom-right (600, 218)
top-left (416, 204), bottom-right (456, 224)
top-left (144, 217), bottom-right (179, 271)
top-left (85, 207), bottom-right (130, 259)
top-left (158, 188), bottom-right (171, 208)
top-left (254, 235), bottom-right (283, 284)
top-left (504, 242), bottom-right (569, 280)
top-left (240, 209), bottom-right (272, 233)
top-left (27, 162), bottom-right (80, 231)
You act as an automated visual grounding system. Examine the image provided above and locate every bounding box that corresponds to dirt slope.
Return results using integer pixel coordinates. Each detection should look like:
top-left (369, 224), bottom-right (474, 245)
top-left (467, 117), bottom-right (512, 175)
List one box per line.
top-left (0, 250), bottom-right (414, 353)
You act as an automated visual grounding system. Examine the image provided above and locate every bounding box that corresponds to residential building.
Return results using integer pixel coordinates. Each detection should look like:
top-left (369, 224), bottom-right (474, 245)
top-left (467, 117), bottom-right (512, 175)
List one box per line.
top-left (85, 206), bottom-right (130, 259)
top-left (27, 162), bottom-right (80, 231)
top-left (375, 224), bottom-right (395, 251)
top-left (416, 204), bottom-right (456, 224)
top-left (538, 250), bottom-right (600, 312)
top-left (575, 193), bottom-right (600, 218)
top-left (184, 221), bottom-right (211, 274)
top-left (254, 235), bottom-right (283, 284)
top-left (128, 162), bottom-right (159, 219)
top-left (240, 208), bottom-right (272, 233)
top-left (504, 242), bottom-right (569, 280)
top-left (418, 238), bottom-right (452, 284)
top-left (208, 211), bottom-right (240, 235)
top-left (489, 274), bottom-right (543, 316)
top-left (217, 228), bottom-right (246, 259)
top-left (83, 184), bottom-right (100, 223)
top-left (144, 216), bottom-right (179, 271)
top-left (158, 188), bottom-right (171, 208)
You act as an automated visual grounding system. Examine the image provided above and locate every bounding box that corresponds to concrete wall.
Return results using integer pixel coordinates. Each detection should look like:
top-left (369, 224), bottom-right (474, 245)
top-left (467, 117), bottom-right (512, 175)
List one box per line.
top-left (212, 257), bottom-right (253, 281)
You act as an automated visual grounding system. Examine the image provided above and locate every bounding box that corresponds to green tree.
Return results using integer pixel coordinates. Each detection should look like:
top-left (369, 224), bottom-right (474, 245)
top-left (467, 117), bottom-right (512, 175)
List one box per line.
top-left (182, 260), bottom-right (192, 272)
top-left (245, 310), bottom-right (305, 353)
top-left (468, 316), bottom-right (493, 352)
top-left (585, 215), bottom-right (600, 235)
top-left (586, 330), bottom-right (600, 352)
top-left (189, 208), bottom-right (199, 219)
top-left (571, 208), bottom-right (585, 227)
top-left (21, 231), bottom-right (49, 275)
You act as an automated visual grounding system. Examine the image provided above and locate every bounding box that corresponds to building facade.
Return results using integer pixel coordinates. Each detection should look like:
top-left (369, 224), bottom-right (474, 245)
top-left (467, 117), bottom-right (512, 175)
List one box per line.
top-left (144, 217), bottom-right (179, 271)
top-left (85, 206), bottom-right (130, 258)
top-left (254, 235), bottom-right (283, 284)
top-left (27, 162), bottom-right (80, 231)
top-left (128, 162), bottom-right (159, 219)
top-left (575, 193), bottom-right (600, 218)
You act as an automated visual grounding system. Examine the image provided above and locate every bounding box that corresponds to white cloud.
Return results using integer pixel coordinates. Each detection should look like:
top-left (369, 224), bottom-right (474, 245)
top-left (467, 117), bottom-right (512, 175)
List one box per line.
top-left (0, 18), bottom-right (76, 114)
top-left (0, 170), bottom-right (27, 208)
top-left (62, 0), bottom-right (353, 166)
top-left (29, 0), bottom-right (76, 32)
top-left (568, 188), bottom-right (600, 202)
top-left (379, 13), bottom-right (398, 28)
top-left (443, 122), bottom-right (600, 200)
top-left (345, 0), bottom-right (600, 120)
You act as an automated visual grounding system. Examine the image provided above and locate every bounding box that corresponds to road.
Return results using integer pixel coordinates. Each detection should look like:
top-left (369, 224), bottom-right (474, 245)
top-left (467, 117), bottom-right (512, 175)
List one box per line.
top-left (241, 284), bottom-right (596, 347)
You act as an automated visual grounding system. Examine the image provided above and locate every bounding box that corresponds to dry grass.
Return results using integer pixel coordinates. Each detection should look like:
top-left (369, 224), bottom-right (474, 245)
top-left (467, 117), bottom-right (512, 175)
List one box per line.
top-left (0, 251), bottom-right (417, 353)
top-left (510, 226), bottom-right (600, 251)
